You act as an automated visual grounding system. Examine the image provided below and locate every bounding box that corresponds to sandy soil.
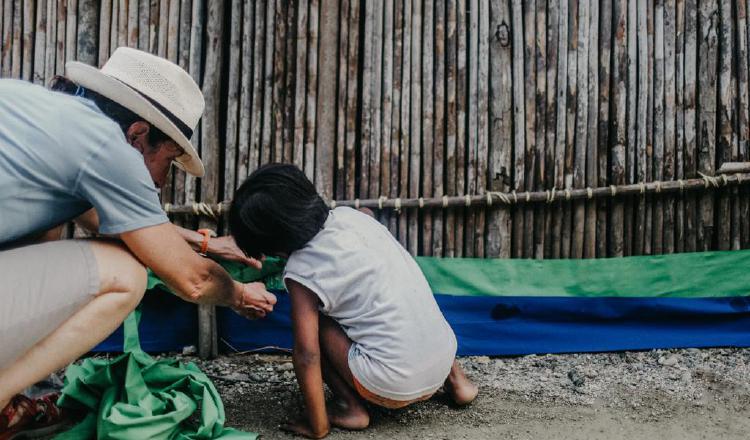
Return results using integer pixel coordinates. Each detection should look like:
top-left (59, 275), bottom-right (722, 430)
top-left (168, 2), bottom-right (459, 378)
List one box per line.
top-left (186, 348), bottom-right (750, 440)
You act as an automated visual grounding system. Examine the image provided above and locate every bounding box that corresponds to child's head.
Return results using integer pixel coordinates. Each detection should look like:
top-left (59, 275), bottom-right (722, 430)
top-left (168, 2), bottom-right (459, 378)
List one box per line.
top-left (229, 163), bottom-right (329, 259)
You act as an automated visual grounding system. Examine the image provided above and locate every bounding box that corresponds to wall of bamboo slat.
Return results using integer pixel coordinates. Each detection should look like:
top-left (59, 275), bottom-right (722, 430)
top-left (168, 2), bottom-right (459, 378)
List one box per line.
top-left (2, 0), bottom-right (749, 259)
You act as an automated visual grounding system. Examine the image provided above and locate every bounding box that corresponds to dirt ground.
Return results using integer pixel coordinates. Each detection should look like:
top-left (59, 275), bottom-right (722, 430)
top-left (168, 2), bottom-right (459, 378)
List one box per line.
top-left (180, 347), bottom-right (750, 440)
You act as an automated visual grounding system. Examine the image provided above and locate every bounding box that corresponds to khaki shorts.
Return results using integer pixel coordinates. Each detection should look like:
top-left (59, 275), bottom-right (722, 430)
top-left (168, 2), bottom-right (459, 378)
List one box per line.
top-left (352, 376), bottom-right (434, 410)
top-left (0, 240), bottom-right (99, 369)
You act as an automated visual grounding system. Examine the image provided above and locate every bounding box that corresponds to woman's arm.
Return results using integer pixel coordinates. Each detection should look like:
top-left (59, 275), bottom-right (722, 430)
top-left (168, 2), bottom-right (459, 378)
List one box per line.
top-left (285, 279), bottom-right (330, 439)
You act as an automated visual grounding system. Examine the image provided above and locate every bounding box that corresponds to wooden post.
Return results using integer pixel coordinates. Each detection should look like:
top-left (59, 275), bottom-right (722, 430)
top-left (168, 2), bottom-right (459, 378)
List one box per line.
top-left (475, 0), bottom-right (490, 258)
top-left (77, 0), bottom-right (98, 65)
top-left (389, 0), bottom-right (403, 236)
top-left (236, 0), bottom-right (254, 183)
top-left (444, 0), bottom-right (456, 256)
top-left (573, 0), bottom-right (588, 259)
top-left (610, 0), bottom-right (627, 257)
top-left (409, 0), bottom-right (422, 255)
top-left (398, 0), bottom-right (412, 249)
top-left (653, 0), bottom-right (665, 254)
top-left (634, 0), bottom-right (648, 255)
top-left (522, 0), bottom-right (535, 258)
top-left (261, 0), bottom-right (275, 165)
top-left (249, 0), bottom-right (264, 175)
top-left (596, 0), bottom-right (611, 258)
top-left (544, 0), bottom-right (559, 257)
top-left (33, 0), bottom-right (48, 83)
top-left (584, 0), bottom-right (598, 258)
top-left (272, 0), bottom-right (286, 162)
top-left (697, 0), bottom-right (718, 251)
top-left (533, 0), bottom-right (546, 258)
top-left (735, 0), bottom-right (749, 247)
top-left (345, 0), bottom-right (360, 200)
top-left (511, 0), bottom-right (525, 258)
top-left (379, 0), bottom-right (393, 230)
top-left (664, 0), bottom-right (677, 253)
top-left (304, 0), bottom-right (318, 177)
top-left (21, 0), bottom-right (33, 80)
top-left (197, 0), bottom-right (224, 360)
top-left (465, 0), bottom-right (476, 257)
top-left (562, 0), bottom-right (577, 258)
top-left (1, 0), bottom-right (12, 76)
top-left (11, 0), bottom-right (21, 78)
top-left (184, 0), bottom-right (203, 205)
top-left (422, 0), bottom-right (434, 256)
top-left (716, 0), bottom-right (732, 250)
top-left (293, 0), bottom-right (309, 170)
top-left (488, 0), bottom-right (512, 258)
top-left (674, 0), bottom-right (685, 253)
top-left (315, 0), bottom-right (338, 202)
top-left (552, 0), bottom-right (568, 259)
top-left (335, 0), bottom-right (349, 198)
top-left (98, 0), bottom-right (110, 65)
top-left (433, 0), bottom-right (446, 256)
top-left (126, 0), bottom-right (136, 48)
top-left (223, 0), bottom-right (241, 223)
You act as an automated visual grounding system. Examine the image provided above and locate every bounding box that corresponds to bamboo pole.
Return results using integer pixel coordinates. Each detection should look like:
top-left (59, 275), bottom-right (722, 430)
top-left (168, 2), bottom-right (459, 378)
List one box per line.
top-left (272, 0), bottom-right (286, 162)
top-left (248, 0), bottom-right (264, 175)
top-left (293, 0), bottom-right (308, 170)
top-left (237, 0), bottom-right (254, 182)
top-left (184, 0), bottom-right (202, 205)
top-left (126, 0), bottom-right (136, 47)
top-left (522, 0), bottom-right (535, 258)
top-left (315, 0), bottom-right (337, 202)
top-left (583, 0), bottom-right (598, 258)
top-left (283, 0), bottom-right (295, 164)
top-left (138, 0), bottom-right (148, 50)
top-left (389, 0), bottom-right (403, 236)
top-left (197, 0), bottom-right (224, 360)
top-left (475, 0), bottom-right (489, 258)
top-left (562, 0), bottom-right (577, 258)
top-left (369, 0), bottom-right (384, 204)
top-left (573, 0), bottom-right (588, 259)
top-left (44, 0), bottom-right (56, 80)
top-left (1, 0), bottom-right (11, 76)
top-left (261, 0), bottom-right (275, 165)
top-left (611, 0), bottom-right (627, 257)
top-left (543, 0), bottom-right (558, 257)
top-left (33, 0), bottom-right (47, 83)
top-left (488, 0), bottom-right (512, 258)
top-left (433, 0), bottom-right (446, 256)
top-left (21, 0), bottom-right (33, 80)
top-left (624, 0), bottom-right (636, 255)
top-left (55, 0), bottom-right (65, 74)
top-left (165, 174), bottom-right (750, 214)
top-left (465, 0), bottom-right (476, 257)
top-left (116, 0), bottom-right (126, 48)
top-left (360, 0), bottom-right (374, 199)
top-left (422, 0), bottom-right (434, 256)
top-left (335, 0), bottom-right (349, 198)
top-left (345, 0), bottom-right (360, 199)
top-left (379, 0), bottom-right (393, 231)
top-left (304, 0), bottom-right (318, 177)
top-left (597, 0), bottom-right (611, 258)
top-left (716, 0), bottom-right (732, 250)
top-left (398, 0), bottom-right (412, 249)
top-left (697, 0), bottom-right (718, 251)
top-left (11, 0), bottom-right (20, 78)
top-left (533, 0), bottom-right (546, 258)
top-left (98, 0), bottom-right (110, 65)
top-left (444, 0), bottom-right (456, 255)
top-left (223, 0), bottom-right (241, 218)
top-left (510, 0), bottom-right (525, 257)
top-left (645, 0), bottom-right (655, 254)
top-left (653, 0), bottom-right (665, 254)
top-left (552, 0), bottom-right (568, 258)
top-left (664, 0), bottom-right (677, 253)
top-left (739, 0), bottom-right (750, 247)
top-left (157, 0), bottom-right (167, 56)
top-left (148, 0), bottom-right (158, 53)
top-left (77, 0), bottom-right (98, 65)
top-left (633, 0), bottom-right (648, 255)
top-left (408, 0), bottom-right (422, 255)
top-left (675, 0), bottom-right (685, 253)
top-left (171, 0), bottom-right (191, 210)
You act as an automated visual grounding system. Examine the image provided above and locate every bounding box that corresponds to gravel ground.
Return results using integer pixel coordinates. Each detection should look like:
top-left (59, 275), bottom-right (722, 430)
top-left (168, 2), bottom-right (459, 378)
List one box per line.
top-left (167, 347), bottom-right (750, 439)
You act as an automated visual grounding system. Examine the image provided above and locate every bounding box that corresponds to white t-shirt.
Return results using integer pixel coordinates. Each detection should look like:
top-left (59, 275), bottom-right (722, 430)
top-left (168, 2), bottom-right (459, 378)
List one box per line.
top-left (283, 207), bottom-right (457, 401)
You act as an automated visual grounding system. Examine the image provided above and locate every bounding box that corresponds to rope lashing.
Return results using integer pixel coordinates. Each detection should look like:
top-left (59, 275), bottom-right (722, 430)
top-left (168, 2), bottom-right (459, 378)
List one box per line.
top-left (547, 187), bottom-right (556, 203)
top-left (418, 197), bottom-right (425, 208)
top-left (721, 174), bottom-right (729, 186)
top-left (525, 192), bottom-right (531, 202)
top-left (678, 179), bottom-right (685, 193)
top-left (565, 189), bottom-right (571, 201)
top-left (465, 195), bottom-right (471, 207)
top-left (442, 195), bottom-right (448, 208)
top-left (586, 188), bottom-right (593, 199)
top-left (699, 172), bottom-right (720, 188)
top-left (639, 182), bottom-right (646, 195)
top-left (192, 202), bottom-right (217, 219)
top-left (512, 190), bottom-right (518, 203)
top-left (655, 181), bottom-right (662, 193)
top-left (395, 198), bottom-right (402, 213)
top-left (378, 196), bottom-right (387, 210)
top-left (487, 193), bottom-right (493, 206)
top-left (610, 185), bottom-right (617, 197)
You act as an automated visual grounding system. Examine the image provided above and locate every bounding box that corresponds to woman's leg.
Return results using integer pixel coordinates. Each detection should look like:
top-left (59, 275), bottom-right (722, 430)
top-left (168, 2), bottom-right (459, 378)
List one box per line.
top-left (0, 240), bottom-right (147, 408)
top-left (318, 314), bottom-right (369, 429)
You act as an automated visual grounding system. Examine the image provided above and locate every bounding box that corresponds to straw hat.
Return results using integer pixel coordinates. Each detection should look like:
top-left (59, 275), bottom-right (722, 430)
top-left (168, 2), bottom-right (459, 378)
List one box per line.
top-left (65, 47), bottom-right (206, 177)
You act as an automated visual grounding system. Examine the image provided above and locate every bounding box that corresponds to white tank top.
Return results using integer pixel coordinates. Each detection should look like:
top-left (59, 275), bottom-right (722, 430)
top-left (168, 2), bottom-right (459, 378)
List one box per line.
top-left (283, 207), bottom-right (457, 401)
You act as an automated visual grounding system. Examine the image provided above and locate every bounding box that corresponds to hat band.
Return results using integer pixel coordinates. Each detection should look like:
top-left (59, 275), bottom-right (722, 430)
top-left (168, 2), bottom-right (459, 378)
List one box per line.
top-left (115, 78), bottom-right (194, 140)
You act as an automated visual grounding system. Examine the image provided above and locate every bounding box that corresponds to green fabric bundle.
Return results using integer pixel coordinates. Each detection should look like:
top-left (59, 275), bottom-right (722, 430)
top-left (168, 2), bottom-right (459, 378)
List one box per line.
top-left (53, 257), bottom-right (288, 440)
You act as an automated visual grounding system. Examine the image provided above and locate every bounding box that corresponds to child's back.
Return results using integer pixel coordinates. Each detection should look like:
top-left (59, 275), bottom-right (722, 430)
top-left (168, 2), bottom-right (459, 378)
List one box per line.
top-left (283, 207), bottom-right (457, 401)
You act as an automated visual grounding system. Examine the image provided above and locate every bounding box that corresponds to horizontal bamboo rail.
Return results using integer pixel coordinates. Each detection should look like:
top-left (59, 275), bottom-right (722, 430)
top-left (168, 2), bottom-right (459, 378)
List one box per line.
top-left (164, 173), bottom-right (750, 218)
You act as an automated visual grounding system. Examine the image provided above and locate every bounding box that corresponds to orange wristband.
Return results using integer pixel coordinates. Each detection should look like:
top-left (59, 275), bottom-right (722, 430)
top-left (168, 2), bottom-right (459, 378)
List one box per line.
top-left (197, 229), bottom-right (216, 255)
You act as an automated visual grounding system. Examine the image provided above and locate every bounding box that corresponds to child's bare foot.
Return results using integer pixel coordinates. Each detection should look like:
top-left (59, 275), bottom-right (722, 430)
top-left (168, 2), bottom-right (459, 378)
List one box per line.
top-left (444, 360), bottom-right (479, 405)
top-left (328, 398), bottom-right (369, 430)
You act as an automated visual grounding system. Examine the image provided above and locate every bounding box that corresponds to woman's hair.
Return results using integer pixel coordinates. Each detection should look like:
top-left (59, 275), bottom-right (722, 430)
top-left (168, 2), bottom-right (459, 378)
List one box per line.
top-left (49, 75), bottom-right (170, 146)
top-left (229, 163), bottom-right (329, 259)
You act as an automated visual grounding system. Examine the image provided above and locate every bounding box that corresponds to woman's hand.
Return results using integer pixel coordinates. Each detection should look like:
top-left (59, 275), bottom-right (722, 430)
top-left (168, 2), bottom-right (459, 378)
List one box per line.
top-left (281, 415), bottom-right (330, 439)
top-left (206, 236), bottom-right (262, 269)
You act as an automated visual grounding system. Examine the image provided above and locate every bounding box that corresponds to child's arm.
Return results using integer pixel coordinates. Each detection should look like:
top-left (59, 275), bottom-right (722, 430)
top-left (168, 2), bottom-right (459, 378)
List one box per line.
top-left (284, 280), bottom-right (330, 439)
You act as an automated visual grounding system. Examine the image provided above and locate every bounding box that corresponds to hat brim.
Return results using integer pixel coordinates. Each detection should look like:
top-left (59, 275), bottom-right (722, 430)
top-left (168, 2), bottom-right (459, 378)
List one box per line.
top-left (65, 61), bottom-right (205, 178)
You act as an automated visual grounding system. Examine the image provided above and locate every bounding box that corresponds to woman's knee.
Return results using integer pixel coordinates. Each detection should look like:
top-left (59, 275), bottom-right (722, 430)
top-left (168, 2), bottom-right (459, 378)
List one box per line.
top-left (89, 240), bottom-right (147, 305)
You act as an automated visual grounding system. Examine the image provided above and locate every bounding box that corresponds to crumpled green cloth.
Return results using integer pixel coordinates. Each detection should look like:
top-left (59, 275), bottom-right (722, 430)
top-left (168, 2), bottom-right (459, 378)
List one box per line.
top-left (54, 258), bottom-right (287, 440)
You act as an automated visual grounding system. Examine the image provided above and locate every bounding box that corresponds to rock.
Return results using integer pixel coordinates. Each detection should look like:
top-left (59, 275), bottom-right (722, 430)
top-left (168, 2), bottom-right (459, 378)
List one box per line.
top-left (278, 362), bottom-right (294, 372)
top-left (182, 345), bottom-right (197, 355)
top-left (249, 373), bottom-right (264, 382)
top-left (474, 356), bottom-right (491, 365)
top-left (567, 369), bottom-right (585, 387)
top-left (658, 355), bottom-right (679, 367)
top-left (224, 372), bottom-right (249, 381)
top-left (584, 369), bottom-right (599, 379)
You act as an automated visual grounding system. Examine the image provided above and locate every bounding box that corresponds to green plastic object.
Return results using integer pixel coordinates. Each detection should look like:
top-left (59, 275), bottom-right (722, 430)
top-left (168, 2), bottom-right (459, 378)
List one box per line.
top-left (54, 310), bottom-right (256, 439)
top-left (146, 258), bottom-right (287, 293)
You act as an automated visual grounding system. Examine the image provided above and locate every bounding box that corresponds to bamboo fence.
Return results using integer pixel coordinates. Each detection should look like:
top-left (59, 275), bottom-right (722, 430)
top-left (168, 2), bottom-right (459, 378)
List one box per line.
top-left (2, 0), bottom-right (750, 260)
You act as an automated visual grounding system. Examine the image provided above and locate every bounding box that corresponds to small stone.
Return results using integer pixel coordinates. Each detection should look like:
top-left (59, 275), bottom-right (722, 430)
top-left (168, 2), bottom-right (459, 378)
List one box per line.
top-left (584, 369), bottom-right (599, 379)
top-left (567, 369), bottom-right (585, 387)
top-left (474, 356), bottom-right (491, 365)
top-left (182, 345), bottom-right (197, 355)
top-left (249, 373), bottom-right (263, 382)
top-left (278, 362), bottom-right (294, 371)
top-left (658, 355), bottom-right (679, 367)
top-left (224, 372), bottom-right (249, 381)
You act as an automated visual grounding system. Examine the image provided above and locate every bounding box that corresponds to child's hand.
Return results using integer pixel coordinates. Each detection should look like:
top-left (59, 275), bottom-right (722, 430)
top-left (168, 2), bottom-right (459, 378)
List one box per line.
top-left (280, 416), bottom-right (330, 439)
top-left (231, 282), bottom-right (277, 319)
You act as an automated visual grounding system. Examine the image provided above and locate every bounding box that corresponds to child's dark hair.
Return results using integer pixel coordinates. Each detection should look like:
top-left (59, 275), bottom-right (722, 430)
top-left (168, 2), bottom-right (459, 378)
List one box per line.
top-left (229, 163), bottom-right (329, 259)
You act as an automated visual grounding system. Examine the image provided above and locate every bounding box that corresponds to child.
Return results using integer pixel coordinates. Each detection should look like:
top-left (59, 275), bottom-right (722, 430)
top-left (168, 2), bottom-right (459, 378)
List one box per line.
top-left (229, 164), bottom-right (478, 439)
